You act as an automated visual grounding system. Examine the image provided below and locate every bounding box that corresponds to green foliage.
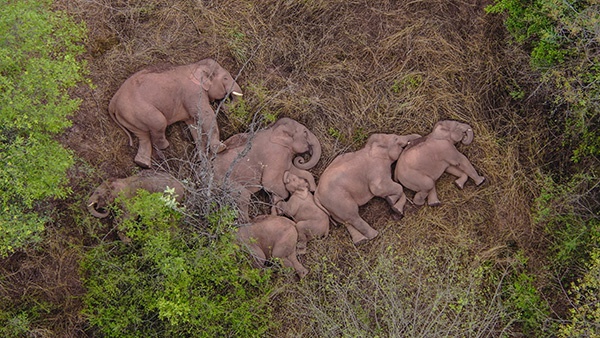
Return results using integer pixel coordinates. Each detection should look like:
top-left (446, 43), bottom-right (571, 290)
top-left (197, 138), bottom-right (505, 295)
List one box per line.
top-left (536, 174), bottom-right (600, 271)
top-left (279, 244), bottom-right (514, 336)
top-left (502, 251), bottom-right (551, 335)
top-left (558, 245), bottom-right (600, 337)
top-left (0, 0), bottom-right (88, 256)
top-left (82, 191), bottom-right (273, 337)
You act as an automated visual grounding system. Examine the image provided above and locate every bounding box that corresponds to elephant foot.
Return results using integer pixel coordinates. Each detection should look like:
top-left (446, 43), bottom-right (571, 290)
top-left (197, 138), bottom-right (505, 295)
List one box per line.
top-left (454, 179), bottom-right (466, 189)
top-left (428, 201), bottom-right (441, 207)
top-left (211, 142), bottom-right (227, 154)
top-left (353, 235), bottom-right (369, 246)
top-left (155, 139), bottom-right (170, 150)
top-left (297, 244), bottom-right (307, 255)
top-left (475, 176), bottom-right (486, 186)
top-left (134, 154), bottom-right (151, 169)
top-left (391, 212), bottom-right (404, 221)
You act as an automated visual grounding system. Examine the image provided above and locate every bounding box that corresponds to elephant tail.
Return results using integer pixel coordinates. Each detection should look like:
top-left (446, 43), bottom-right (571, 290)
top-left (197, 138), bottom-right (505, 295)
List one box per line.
top-left (313, 193), bottom-right (331, 218)
top-left (108, 101), bottom-right (134, 147)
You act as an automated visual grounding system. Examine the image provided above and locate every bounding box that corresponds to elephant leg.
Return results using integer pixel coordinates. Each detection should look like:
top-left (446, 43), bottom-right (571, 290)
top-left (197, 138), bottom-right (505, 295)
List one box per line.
top-left (413, 190), bottom-right (429, 206)
top-left (134, 132), bottom-right (153, 168)
top-left (372, 180), bottom-right (406, 215)
top-left (283, 255), bottom-right (309, 279)
top-left (446, 165), bottom-right (468, 189)
top-left (344, 213), bottom-right (378, 244)
top-left (344, 223), bottom-right (369, 245)
top-left (249, 246), bottom-right (267, 268)
top-left (199, 114), bottom-right (224, 154)
top-left (295, 221), bottom-right (309, 255)
top-left (427, 186), bottom-right (441, 206)
top-left (455, 153), bottom-right (485, 186)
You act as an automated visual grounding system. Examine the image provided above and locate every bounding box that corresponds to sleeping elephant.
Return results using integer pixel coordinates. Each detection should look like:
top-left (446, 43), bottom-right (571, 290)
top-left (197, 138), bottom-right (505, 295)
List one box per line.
top-left (314, 133), bottom-right (421, 245)
top-left (394, 120), bottom-right (485, 209)
top-left (87, 170), bottom-right (185, 218)
top-left (109, 58), bottom-right (243, 168)
top-left (276, 171), bottom-right (330, 255)
top-left (236, 215), bottom-right (309, 279)
top-left (213, 117), bottom-right (321, 220)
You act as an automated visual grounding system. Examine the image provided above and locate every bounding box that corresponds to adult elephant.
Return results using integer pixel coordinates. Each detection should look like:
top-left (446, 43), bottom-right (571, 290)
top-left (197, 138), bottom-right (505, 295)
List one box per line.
top-left (314, 133), bottom-right (421, 245)
top-left (394, 120), bottom-right (485, 209)
top-left (109, 58), bottom-right (243, 168)
top-left (214, 117), bottom-right (321, 220)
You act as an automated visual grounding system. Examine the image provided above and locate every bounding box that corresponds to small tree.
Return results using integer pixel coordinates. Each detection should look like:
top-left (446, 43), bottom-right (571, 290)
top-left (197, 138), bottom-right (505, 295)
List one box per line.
top-left (0, 0), bottom-right (88, 256)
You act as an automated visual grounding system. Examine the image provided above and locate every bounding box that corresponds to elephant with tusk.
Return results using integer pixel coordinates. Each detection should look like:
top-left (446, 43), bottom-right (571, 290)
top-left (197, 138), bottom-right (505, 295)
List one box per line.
top-left (109, 58), bottom-right (243, 168)
top-left (87, 171), bottom-right (185, 218)
top-left (394, 120), bottom-right (485, 209)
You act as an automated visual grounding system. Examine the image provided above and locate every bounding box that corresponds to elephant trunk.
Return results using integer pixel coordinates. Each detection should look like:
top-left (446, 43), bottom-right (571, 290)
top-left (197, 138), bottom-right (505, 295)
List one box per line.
top-left (293, 130), bottom-right (322, 170)
top-left (87, 196), bottom-right (110, 218)
top-left (461, 124), bottom-right (474, 145)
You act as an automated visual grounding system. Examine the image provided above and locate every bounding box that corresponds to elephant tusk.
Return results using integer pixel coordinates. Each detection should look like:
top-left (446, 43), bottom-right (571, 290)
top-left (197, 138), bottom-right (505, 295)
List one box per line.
top-left (88, 202), bottom-right (95, 207)
top-left (231, 91), bottom-right (243, 97)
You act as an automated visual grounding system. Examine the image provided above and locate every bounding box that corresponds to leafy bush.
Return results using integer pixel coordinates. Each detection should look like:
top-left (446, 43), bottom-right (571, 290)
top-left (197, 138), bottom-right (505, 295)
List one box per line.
top-left (0, 0), bottom-right (88, 256)
top-left (82, 191), bottom-right (273, 337)
top-left (277, 244), bottom-right (516, 337)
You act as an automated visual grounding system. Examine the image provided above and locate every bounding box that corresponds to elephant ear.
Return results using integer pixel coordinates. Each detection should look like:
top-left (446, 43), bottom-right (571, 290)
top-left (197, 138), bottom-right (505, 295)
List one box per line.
top-left (367, 134), bottom-right (391, 160)
top-left (192, 65), bottom-right (213, 92)
top-left (270, 122), bottom-right (294, 149)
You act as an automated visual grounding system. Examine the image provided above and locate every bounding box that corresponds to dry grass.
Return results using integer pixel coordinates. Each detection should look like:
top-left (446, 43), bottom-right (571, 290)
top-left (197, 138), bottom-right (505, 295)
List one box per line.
top-left (1, 0), bottom-right (557, 335)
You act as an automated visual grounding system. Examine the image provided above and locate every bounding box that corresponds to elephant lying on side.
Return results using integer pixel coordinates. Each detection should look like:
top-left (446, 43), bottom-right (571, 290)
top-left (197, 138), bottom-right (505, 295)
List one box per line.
top-left (276, 171), bottom-right (329, 255)
top-left (394, 120), bottom-right (485, 209)
top-left (213, 117), bottom-right (321, 220)
top-left (315, 133), bottom-right (421, 245)
top-left (236, 215), bottom-right (309, 279)
top-left (109, 58), bottom-right (243, 168)
top-left (87, 171), bottom-right (185, 218)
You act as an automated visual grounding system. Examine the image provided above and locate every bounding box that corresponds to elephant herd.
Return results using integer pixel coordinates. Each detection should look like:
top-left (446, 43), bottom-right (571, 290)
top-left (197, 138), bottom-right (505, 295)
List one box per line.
top-left (89, 59), bottom-right (485, 279)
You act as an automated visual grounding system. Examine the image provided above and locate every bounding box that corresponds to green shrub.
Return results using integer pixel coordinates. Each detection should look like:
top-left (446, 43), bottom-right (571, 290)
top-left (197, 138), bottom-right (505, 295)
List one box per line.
top-left (82, 191), bottom-right (273, 337)
top-left (0, 0), bottom-right (88, 256)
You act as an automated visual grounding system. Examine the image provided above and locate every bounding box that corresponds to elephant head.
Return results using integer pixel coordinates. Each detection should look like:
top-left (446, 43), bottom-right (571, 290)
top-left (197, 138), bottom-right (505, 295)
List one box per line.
top-left (193, 58), bottom-right (243, 103)
top-left (431, 120), bottom-right (473, 145)
top-left (87, 179), bottom-right (119, 218)
top-left (270, 117), bottom-right (322, 170)
top-left (367, 133), bottom-right (422, 161)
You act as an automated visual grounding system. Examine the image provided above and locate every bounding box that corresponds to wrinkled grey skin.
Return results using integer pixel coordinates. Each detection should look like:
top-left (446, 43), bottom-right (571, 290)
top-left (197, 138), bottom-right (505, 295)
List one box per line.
top-left (87, 171), bottom-right (185, 218)
top-left (213, 117), bottom-right (322, 220)
top-left (276, 171), bottom-right (329, 255)
top-left (236, 215), bottom-right (309, 279)
top-left (109, 58), bottom-right (243, 168)
top-left (394, 120), bottom-right (485, 209)
top-left (314, 133), bottom-right (421, 245)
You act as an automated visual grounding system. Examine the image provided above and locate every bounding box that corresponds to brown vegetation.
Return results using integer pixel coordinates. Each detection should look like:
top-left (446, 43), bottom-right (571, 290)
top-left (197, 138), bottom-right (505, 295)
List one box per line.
top-left (2, 0), bottom-right (558, 335)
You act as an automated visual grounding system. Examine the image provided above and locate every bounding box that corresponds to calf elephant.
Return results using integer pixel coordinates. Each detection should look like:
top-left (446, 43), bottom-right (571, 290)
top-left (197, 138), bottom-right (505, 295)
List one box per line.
top-left (213, 117), bottom-right (321, 220)
top-left (276, 171), bottom-right (329, 255)
top-left (394, 120), bottom-right (485, 209)
top-left (236, 215), bottom-right (309, 279)
top-left (314, 133), bottom-right (421, 245)
top-left (109, 58), bottom-right (243, 168)
top-left (87, 170), bottom-right (185, 218)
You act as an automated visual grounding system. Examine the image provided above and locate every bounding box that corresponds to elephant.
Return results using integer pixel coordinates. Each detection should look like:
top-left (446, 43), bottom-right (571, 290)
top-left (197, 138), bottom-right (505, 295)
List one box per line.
top-left (109, 58), bottom-right (243, 168)
top-left (87, 170), bottom-right (185, 219)
top-left (213, 117), bottom-right (322, 220)
top-left (236, 215), bottom-right (309, 279)
top-left (276, 171), bottom-right (330, 255)
top-left (314, 133), bottom-right (421, 245)
top-left (394, 120), bottom-right (485, 208)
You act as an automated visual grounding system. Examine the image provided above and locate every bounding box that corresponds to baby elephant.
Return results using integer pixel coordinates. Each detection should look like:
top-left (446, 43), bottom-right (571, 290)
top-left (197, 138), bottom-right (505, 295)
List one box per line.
top-left (276, 171), bottom-right (330, 255)
top-left (394, 120), bottom-right (485, 208)
top-left (236, 215), bottom-right (309, 279)
top-left (87, 170), bottom-right (185, 218)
